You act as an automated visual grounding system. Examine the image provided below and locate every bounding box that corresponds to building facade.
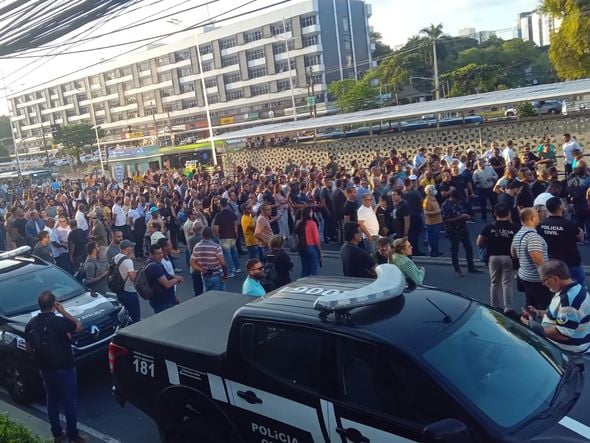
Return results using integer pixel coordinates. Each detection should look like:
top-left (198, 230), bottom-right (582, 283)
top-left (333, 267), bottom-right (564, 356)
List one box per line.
top-left (8, 0), bottom-right (373, 153)
top-left (517, 10), bottom-right (562, 47)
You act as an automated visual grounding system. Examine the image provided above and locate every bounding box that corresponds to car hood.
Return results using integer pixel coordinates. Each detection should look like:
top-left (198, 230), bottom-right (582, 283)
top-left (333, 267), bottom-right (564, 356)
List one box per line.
top-left (8, 292), bottom-right (118, 332)
top-left (530, 356), bottom-right (590, 442)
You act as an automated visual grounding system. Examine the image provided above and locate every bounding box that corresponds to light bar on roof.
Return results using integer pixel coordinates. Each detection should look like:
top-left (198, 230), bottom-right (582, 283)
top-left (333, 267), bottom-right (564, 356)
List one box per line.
top-left (313, 264), bottom-right (406, 313)
top-left (0, 246), bottom-right (32, 260)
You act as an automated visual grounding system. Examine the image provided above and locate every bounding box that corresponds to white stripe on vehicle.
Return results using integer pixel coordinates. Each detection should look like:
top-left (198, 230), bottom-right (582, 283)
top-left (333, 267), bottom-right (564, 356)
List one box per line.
top-left (320, 399), bottom-right (337, 431)
top-left (559, 416), bottom-right (590, 440)
top-left (207, 373), bottom-right (228, 403)
top-left (340, 418), bottom-right (418, 442)
top-left (165, 360), bottom-right (180, 385)
top-left (226, 380), bottom-right (326, 441)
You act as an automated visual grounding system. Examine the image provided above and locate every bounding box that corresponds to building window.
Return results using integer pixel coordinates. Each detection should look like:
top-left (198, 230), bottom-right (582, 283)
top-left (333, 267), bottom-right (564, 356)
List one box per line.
top-left (157, 55), bottom-right (170, 66)
top-left (270, 21), bottom-right (291, 35)
top-left (142, 92), bottom-right (155, 102)
top-left (300, 15), bottom-right (316, 28)
top-left (74, 80), bottom-right (85, 90)
top-left (175, 50), bottom-right (190, 62)
top-left (202, 62), bottom-right (213, 72)
top-left (159, 72), bottom-right (173, 82)
top-left (304, 55), bottom-right (321, 67)
top-left (277, 80), bottom-right (291, 91)
top-left (51, 100), bottom-right (60, 108)
top-left (221, 55), bottom-right (238, 67)
top-left (312, 74), bottom-right (323, 85)
top-left (138, 62), bottom-right (150, 72)
top-left (164, 103), bottom-right (180, 113)
top-left (141, 76), bottom-right (153, 86)
top-left (181, 99), bottom-right (197, 108)
top-left (343, 16), bottom-right (349, 32)
top-left (344, 40), bottom-right (352, 50)
top-left (204, 78), bottom-right (217, 88)
top-left (246, 49), bottom-right (265, 61)
top-left (62, 84), bottom-right (72, 92)
top-left (272, 40), bottom-right (295, 55)
top-left (207, 94), bottom-right (219, 104)
top-left (199, 44), bottom-right (212, 55)
top-left (180, 83), bottom-right (195, 93)
top-left (122, 66), bottom-right (132, 76)
top-left (244, 29), bottom-right (263, 43)
top-left (220, 37), bottom-right (237, 50)
top-left (179, 67), bottom-right (193, 77)
top-left (248, 67), bottom-right (267, 78)
top-left (160, 88), bottom-right (174, 98)
top-left (223, 72), bottom-right (241, 84)
top-left (226, 90), bottom-right (243, 101)
top-left (275, 60), bottom-right (295, 72)
top-left (302, 35), bottom-right (318, 47)
top-left (250, 84), bottom-right (269, 96)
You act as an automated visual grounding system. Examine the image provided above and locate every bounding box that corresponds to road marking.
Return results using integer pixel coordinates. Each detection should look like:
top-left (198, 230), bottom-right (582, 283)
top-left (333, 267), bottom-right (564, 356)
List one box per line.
top-left (30, 404), bottom-right (122, 443)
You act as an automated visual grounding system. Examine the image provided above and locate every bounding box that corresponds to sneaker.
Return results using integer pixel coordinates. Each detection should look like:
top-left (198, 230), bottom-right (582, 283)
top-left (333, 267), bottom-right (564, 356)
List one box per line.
top-left (227, 273), bottom-right (236, 278)
top-left (174, 268), bottom-right (183, 273)
top-left (234, 269), bottom-right (242, 274)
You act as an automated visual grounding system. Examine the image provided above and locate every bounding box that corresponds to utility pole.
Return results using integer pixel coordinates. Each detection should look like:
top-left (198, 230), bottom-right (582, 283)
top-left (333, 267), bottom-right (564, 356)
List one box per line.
top-left (432, 37), bottom-right (440, 100)
top-left (307, 66), bottom-right (317, 118)
top-left (41, 127), bottom-right (50, 165)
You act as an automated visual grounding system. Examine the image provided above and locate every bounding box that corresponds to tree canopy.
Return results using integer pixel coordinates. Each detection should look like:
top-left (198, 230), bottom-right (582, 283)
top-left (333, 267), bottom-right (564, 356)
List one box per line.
top-left (542, 0), bottom-right (590, 79)
top-left (53, 123), bottom-right (103, 165)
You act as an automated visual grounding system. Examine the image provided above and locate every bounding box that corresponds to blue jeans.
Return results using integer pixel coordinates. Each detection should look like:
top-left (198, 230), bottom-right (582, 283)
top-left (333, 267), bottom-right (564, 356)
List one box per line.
top-left (203, 274), bottom-right (225, 291)
top-left (426, 223), bottom-right (442, 256)
top-left (569, 265), bottom-right (586, 286)
top-left (220, 238), bottom-right (240, 272)
top-left (41, 367), bottom-right (79, 440)
top-left (118, 290), bottom-right (141, 324)
top-left (300, 245), bottom-right (319, 277)
top-left (247, 245), bottom-right (263, 260)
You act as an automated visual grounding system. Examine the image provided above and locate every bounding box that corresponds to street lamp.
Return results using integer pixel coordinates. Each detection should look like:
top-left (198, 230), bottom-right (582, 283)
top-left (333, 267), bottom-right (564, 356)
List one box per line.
top-left (278, 18), bottom-right (298, 121)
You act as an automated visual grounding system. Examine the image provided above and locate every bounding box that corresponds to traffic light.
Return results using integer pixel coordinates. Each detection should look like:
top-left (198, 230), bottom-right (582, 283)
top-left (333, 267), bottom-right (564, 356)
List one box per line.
top-left (50, 124), bottom-right (61, 139)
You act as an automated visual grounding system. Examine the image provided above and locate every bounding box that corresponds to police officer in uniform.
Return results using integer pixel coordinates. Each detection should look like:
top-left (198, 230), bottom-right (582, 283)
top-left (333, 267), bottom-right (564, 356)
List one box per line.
top-left (538, 197), bottom-right (584, 285)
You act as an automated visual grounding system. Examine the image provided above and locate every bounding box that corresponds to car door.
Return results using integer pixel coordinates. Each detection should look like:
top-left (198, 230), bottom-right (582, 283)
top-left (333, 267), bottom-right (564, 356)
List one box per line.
top-left (327, 338), bottom-right (478, 443)
top-left (225, 321), bottom-right (331, 443)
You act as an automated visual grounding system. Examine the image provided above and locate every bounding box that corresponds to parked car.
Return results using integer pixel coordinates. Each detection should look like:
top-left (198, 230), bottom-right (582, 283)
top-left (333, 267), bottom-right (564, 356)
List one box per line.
top-left (505, 100), bottom-right (562, 117)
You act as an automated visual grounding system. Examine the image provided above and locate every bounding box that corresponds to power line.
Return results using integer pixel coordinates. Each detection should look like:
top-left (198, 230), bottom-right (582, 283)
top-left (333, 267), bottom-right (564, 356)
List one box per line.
top-left (10, 0), bottom-right (220, 55)
top-left (2, 0), bottom-right (291, 59)
top-left (6, 0), bottom-right (293, 97)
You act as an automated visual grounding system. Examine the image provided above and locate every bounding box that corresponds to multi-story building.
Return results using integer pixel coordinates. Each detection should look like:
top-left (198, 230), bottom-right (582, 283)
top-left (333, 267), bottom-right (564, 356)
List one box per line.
top-left (8, 0), bottom-right (373, 152)
top-left (517, 10), bottom-right (562, 47)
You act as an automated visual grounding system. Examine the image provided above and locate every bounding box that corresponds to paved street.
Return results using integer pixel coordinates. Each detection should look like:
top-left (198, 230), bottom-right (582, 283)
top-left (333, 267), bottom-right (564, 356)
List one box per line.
top-left (1, 218), bottom-right (585, 442)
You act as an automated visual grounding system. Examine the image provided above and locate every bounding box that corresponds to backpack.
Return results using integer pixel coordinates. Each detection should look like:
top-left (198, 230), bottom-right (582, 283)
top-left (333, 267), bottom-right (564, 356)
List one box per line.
top-left (107, 256), bottom-right (128, 293)
top-left (27, 317), bottom-right (58, 366)
top-left (73, 262), bottom-right (87, 284)
top-left (262, 252), bottom-right (280, 292)
top-left (135, 262), bottom-right (155, 300)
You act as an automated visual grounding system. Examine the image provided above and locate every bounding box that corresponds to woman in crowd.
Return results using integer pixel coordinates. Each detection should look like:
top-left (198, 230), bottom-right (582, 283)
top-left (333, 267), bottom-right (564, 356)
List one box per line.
top-left (295, 206), bottom-right (322, 277)
top-left (422, 185), bottom-right (443, 257)
top-left (391, 238), bottom-right (425, 286)
top-left (263, 235), bottom-right (294, 291)
top-left (273, 182), bottom-right (289, 238)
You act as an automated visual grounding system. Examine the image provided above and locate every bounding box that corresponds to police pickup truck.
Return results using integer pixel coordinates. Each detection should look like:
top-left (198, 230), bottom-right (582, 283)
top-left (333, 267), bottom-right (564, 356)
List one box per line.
top-left (0, 247), bottom-right (130, 404)
top-left (110, 265), bottom-right (590, 443)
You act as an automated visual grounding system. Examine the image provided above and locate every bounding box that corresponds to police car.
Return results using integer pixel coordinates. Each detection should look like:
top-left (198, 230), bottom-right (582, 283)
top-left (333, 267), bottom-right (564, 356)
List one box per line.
top-left (0, 247), bottom-right (130, 404)
top-left (110, 265), bottom-right (590, 443)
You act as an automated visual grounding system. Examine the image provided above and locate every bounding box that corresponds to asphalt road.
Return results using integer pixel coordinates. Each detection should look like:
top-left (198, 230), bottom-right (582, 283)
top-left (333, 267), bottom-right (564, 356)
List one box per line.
top-left (1, 218), bottom-right (582, 442)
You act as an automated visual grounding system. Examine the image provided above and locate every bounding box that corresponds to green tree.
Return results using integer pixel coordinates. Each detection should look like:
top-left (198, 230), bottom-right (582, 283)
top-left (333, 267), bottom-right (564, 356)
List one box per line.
top-left (517, 102), bottom-right (537, 117)
top-left (327, 79), bottom-right (378, 113)
top-left (53, 123), bottom-right (103, 166)
top-left (542, 0), bottom-right (590, 79)
top-left (370, 31), bottom-right (393, 62)
top-left (440, 63), bottom-right (506, 97)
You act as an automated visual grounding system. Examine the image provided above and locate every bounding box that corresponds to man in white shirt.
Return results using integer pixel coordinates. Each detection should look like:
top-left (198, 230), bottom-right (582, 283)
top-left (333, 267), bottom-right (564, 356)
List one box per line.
top-left (502, 140), bottom-right (515, 163)
top-left (357, 193), bottom-right (379, 254)
top-left (113, 240), bottom-right (140, 323)
top-left (43, 218), bottom-right (62, 262)
top-left (112, 197), bottom-right (129, 240)
top-left (563, 133), bottom-right (581, 175)
top-left (74, 203), bottom-right (88, 239)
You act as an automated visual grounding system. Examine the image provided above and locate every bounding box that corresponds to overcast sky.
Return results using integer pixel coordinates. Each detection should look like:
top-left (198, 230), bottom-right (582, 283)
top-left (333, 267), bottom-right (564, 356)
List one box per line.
top-left (0, 0), bottom-right (540, 115)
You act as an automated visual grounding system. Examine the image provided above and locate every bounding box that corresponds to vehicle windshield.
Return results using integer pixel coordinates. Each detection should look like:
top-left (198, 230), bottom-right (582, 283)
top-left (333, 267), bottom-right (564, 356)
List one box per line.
top-left (422, 306), bottom-right (564, 429)
top-left (0, 266), bottom-right (85, 316)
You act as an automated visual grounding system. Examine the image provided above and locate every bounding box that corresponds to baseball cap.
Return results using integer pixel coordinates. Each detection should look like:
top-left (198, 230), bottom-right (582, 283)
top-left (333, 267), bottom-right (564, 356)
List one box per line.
top-left (120, 239), bottom-right (136, 249)
top-left (149, 206), bottom-right (159, 214)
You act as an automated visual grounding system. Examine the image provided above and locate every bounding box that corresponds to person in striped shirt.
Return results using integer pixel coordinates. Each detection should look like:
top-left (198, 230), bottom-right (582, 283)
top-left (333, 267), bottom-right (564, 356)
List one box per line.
top-left (521, 260), bottom-right (590, 354)
top-left (190, 227), bottom-right (228, 292)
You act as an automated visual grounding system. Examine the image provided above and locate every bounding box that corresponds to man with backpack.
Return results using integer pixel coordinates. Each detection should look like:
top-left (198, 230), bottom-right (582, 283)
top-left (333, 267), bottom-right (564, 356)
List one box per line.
top-left (25, 291), bottom-right (86, 443)
top-left (146, 243), bottom-right (183, 313)
top-left (111, 239), bottom-right (140, 323)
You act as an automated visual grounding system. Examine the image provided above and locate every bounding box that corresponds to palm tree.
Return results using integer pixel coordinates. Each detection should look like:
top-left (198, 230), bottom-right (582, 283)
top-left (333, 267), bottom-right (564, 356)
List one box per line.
top-left (419, 23), bottom-right (444, 99)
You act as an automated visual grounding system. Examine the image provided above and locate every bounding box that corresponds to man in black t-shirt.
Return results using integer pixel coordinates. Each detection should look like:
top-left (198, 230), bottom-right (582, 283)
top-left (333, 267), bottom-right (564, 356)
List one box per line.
top-left (390, 189), bottom-right (411, 240)
top-left (538, 197), bottom-right (584, 285)
top-left (68, 219), bottom-right (87, 274)
top-left (489, 147), bottom-right (506, 178)
top-left (343, 187), bottom-right (359, 223)
top-left (340, 222), bottom-right (376, 278)
top-left (213, 198), bottom-right (240, 275)
top-left (477, 204), bottom-right (518, 311)
top-left (497, 180), bottom-right (522, 225)
top-left (25, 291), bottom-right (84, 443)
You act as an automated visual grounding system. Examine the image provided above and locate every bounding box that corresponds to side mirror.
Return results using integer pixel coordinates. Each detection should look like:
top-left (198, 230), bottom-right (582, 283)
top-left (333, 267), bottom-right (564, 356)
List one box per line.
top-left (423, 418), bottom-right (472, 443)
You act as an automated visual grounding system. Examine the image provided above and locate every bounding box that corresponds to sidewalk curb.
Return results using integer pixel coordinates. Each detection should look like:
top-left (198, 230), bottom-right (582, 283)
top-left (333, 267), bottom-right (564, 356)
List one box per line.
top-left (294, 250), bottom-right (590, 275)
top-left (0, 398), bottom-right (51, 440)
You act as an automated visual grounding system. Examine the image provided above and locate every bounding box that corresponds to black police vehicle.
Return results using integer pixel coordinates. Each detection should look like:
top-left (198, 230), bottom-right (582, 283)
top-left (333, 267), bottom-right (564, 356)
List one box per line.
top-left (0, 246), bottom-right (130, 404)
top-left (110, 264), bottom-right (590, 443)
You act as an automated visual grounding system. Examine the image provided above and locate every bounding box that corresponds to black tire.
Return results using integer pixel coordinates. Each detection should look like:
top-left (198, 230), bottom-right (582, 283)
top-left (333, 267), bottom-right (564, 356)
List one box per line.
top-left (548, 108), bottom-right (559, 114)
top-left (2, 355), bottom-right (42, 404)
